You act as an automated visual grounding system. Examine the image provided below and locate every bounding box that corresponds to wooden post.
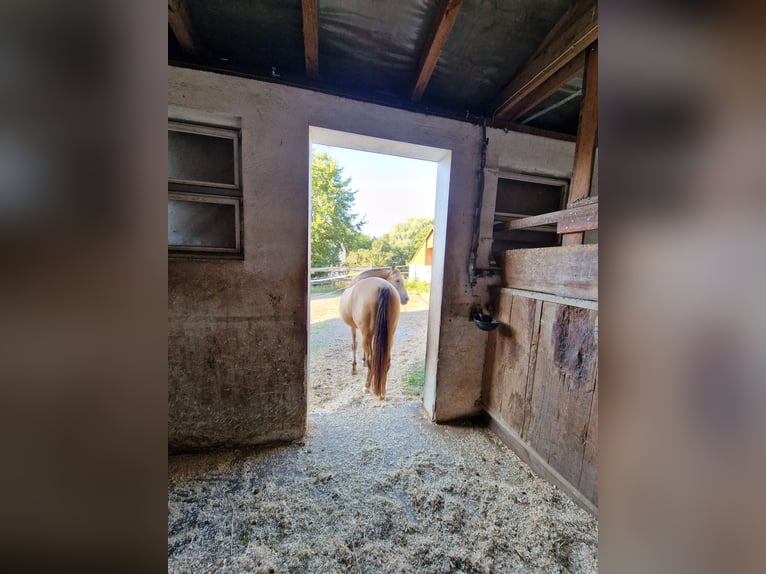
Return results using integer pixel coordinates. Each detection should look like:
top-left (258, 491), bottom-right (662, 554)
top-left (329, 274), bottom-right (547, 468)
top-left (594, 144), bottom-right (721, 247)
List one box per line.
top-left (562, 43), bottom-right (597, 246)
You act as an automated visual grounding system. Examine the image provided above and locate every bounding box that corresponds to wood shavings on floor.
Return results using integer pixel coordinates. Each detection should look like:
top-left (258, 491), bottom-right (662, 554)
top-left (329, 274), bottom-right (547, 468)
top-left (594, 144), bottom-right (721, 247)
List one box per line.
top-left (169, 403), bottom-right (597, 573)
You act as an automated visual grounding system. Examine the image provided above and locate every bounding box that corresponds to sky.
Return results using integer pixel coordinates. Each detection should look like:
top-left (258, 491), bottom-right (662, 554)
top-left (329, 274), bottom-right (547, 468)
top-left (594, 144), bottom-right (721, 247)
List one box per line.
top-left (312, 144), bottom-right (437, 238)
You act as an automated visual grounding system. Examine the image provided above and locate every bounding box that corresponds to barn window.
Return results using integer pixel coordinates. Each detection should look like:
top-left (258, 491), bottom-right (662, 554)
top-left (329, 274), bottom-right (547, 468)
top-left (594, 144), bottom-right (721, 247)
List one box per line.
top-left (490, 172), bottom-right (568, 265)
top-left (168, 121), bottom-right (242, 256)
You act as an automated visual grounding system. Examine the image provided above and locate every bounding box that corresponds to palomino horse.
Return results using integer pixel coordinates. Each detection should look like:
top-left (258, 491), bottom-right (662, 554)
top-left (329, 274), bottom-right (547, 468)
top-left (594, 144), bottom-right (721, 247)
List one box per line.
top-left (339, 266), bottom-right (409, 399)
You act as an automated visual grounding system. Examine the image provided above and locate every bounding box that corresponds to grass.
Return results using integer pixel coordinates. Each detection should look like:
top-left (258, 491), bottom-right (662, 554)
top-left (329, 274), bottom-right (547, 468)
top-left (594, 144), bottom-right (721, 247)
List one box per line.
top-left (310, 284), bottom-right (337, 296)
top-left (403, 362), bottom-right (425, 396)
top-left (312, 278), bottom-right (428, 299)
top-left (404, 279), bottom-right (431, 295)
top-left (310, 282), bottom-right (350, 298)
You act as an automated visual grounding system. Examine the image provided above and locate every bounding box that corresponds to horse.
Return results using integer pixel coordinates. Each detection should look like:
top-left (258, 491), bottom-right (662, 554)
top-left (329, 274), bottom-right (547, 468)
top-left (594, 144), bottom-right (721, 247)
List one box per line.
top-left (339, 266), bottom-right (409, 399)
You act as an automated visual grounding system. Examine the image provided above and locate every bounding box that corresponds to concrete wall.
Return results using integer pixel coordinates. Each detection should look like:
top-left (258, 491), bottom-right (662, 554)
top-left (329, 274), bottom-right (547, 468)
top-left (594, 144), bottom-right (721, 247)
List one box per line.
top-left (169, 66), bottom-right (580, 448)
top-left (169, 66), bottom-right (479, 448)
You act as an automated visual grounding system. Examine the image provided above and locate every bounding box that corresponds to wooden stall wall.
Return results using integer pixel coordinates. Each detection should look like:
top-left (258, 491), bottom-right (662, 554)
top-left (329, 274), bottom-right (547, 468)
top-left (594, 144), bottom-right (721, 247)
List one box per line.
top-left (482, 245), bottom-right (598, 513)
top-left (483, 287), bottom-right (598, 512)
top-left (481, 40), bottom-right (598, 514)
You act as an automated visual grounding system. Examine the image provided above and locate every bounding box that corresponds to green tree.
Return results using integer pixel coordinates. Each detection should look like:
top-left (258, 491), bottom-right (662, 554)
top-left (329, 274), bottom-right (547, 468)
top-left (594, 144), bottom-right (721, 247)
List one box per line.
top-left (345, 238), bottom-right (393, 267)
top-left (310, 151), bottom-right (367, 267)
top-left (346, 217), bottom-right (434, 267)
top-left (380, 217), bottom-right (433, 265)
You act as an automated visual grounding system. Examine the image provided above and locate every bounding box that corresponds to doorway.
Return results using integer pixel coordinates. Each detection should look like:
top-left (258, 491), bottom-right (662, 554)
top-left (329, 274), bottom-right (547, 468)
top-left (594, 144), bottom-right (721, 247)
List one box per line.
top-left (307, 127), bottom-right (451, 414)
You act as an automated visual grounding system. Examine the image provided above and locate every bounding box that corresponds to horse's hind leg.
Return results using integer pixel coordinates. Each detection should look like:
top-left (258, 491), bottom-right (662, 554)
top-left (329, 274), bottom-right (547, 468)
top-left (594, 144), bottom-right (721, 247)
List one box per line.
top-left (350, 327), bottom-right (357, 375)
top-left (362, 333), bottom-right (373, 392)
top-left (362, 334), bottom-right (371, 370)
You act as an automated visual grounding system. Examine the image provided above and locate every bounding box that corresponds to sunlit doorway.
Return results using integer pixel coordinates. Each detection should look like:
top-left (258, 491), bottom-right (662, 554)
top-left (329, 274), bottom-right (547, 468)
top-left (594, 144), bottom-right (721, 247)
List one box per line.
top-left (307, 127), bottom-right (451, 414)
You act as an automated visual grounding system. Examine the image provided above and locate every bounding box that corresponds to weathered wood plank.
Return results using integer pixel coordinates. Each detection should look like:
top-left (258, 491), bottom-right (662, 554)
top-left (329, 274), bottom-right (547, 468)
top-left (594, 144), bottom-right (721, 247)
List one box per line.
top-left (486, 410), bottom-right (598, 515)
top-left (492, 0), bottom-right (597, 119)
top-left (501, 287), bottom-right (598, 311)
top-left (499, 211), bottom-right (561, 231)
top-left (499, 202), bottom-right (597, 232)
top-left (502, 245), bottom-right (598, 301)
top-left (563, 43), bottom-right (598, 246)
top-left (483, 292), bottom-right (538, 433)
top-left (567, 43), bottom-right (598, 206)
top-left (557, 203), bottom-right (598, 234)
top-left (301, 0), bottom-right (320, 78)
top-left (571, 195), bottom-right (599, 207)
top-left (578, 367), bottom-right (598, 504)
top-left (411, 0), bottom-right (465, 101)
top-left (490, 120), bottom-right (577, 142)
top-left (523, 298), bottom-right (543, 434)
top-left (482, 288), bottom-right (511, 419)
top-left (523, 302), bottom-right (598, 502)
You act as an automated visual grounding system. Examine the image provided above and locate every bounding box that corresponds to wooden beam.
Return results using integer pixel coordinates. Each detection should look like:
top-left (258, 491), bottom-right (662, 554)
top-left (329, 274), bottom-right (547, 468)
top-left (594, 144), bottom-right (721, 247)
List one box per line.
top-left (495, 215), bottom-right (555, 232)
top-left (491, 120), bottom-right (577, 142)
top-left (491, 0), bottom-right (597, 120)
top-left (502, 51), bottom-right (585, 121)
top-left (557, 204), bottom-right (598, 234)
top-left (301, 0), bottom-right (320, 79)
top-left (411, 0), bottom-right (465, 101)
top-left (563, 43), bottom-right (598, 246)
top-left (566, 44), bottom-right (598, 206)
top-left (494, 212), bottom-right (557, 233)
top-left (496, 201), bottom-right (598, 233)
top-left (501, 287), bottom-right (598, 311)
top-left (502, 245), bottom-right (598, 301)
top-left (168, 0), bottom-right (198, 54)
top-left (570, 195), bottom-right (598, 207)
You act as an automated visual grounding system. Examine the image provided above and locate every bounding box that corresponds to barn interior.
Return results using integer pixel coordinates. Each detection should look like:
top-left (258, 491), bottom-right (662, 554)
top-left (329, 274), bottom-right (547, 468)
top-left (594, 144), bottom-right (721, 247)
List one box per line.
top-left (168, 0), bottom-right (599, 570)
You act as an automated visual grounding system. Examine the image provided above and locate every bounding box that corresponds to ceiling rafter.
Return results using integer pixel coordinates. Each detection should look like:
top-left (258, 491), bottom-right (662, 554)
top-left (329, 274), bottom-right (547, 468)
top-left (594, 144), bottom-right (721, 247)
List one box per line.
top-left (507, 51), bottom-right (585, 122)
top-left (168, 0), bottom-right (199, 54)
top-left (491, 0), bottom-right (597, 121)
top-left (411, 0), bottom-right (465, 102)
top-left (301, 0), bottom-right (320, 79)
top-left (492, 121), bottom-right (577, 142)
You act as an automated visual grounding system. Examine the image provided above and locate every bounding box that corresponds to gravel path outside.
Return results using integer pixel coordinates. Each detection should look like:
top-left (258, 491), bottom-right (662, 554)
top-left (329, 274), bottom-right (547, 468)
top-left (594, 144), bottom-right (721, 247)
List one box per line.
top-left (309, 292), bottom-right (430, 412)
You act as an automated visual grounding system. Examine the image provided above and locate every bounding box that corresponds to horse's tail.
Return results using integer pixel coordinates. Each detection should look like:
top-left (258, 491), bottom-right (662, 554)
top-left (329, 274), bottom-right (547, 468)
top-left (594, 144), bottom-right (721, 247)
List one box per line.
top-left (371, 286), bottom-right (392, 397)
